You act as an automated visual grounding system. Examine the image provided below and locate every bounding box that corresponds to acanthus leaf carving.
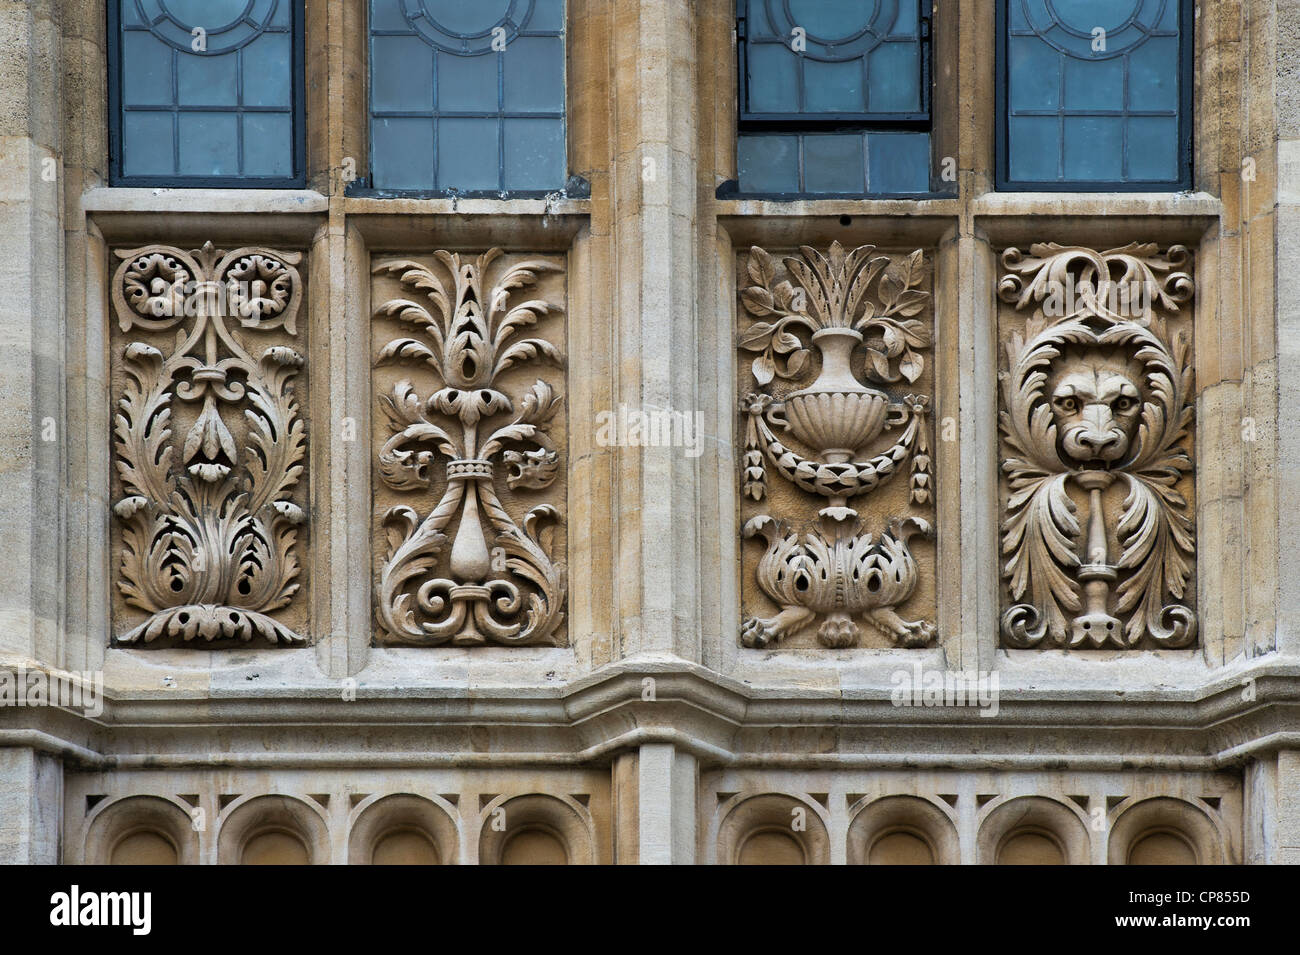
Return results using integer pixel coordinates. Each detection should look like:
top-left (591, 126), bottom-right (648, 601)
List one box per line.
top-left (372, 249), bottom-right (567, 647)
top-left (739, 242), bottom-right (937, 649)
top-left (998, 242), bottom-right (1196, 650)
top-left (111, 241), bottom-right (307, 645)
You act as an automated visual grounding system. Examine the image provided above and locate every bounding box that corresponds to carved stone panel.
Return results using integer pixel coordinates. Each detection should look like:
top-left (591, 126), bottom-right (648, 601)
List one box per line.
top-left (109, 242), bottom-right (308, 646)
top-left (738, 242), bottom-right (937, 649)
top-left (371, 249), bottom-right (568, 647)
top-left (997, 243), bottom-right (1197, 650)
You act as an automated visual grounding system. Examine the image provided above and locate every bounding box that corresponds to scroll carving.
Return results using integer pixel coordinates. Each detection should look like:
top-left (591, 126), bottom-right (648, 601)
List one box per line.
top-left (998, 243), bottom-right (1196, 649)
top-left (739, 242), bottom-right (937, 649)
top-left (372, 249), bottom-right (567, 646)
top-left (110, 241), bottom-right (307, 645)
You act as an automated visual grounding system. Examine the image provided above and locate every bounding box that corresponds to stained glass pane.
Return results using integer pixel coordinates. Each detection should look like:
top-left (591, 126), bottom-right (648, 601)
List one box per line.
top-left (504, 118), bottom-right (566, 191)
top-left (736, 131), bottom-right (932, 195)
top-left (1001, 0), bottom-right (1189, 187)
top-left (112, 0), bottom-right (300, 184)
top-left (176, 112), bottom-right (239, 177)
top-left (803, 134), bottom-right (865, 193)
top-left (867, 131), bottom-right (931, 193)
top-left (372, 117), bottom-right (436, 190)
top-left (369, 0), bottom-right (567, 194)
top-left (737, 134), bottom-right (799, 192)
top-left (868, 41), bottom-right (921, 113)
top-left (437, 118), bottom-right (499, 191)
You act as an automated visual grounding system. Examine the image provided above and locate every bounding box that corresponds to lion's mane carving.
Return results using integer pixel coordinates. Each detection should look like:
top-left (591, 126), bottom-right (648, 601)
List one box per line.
top-left (998, 243), bottom-right (1196, 650)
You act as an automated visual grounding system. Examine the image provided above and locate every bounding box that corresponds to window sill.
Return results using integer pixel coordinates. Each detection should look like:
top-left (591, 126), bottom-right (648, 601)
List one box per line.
top-left (715, 196), bottom-right (961, 217)
top-left (973, 191), bottom-right (1223, 218)
top-left (973, 191), bottom-right (1224, 245)
top-left (82, 187), bottom-right (329, 215)
top-left (342, 195), bottom-right (590, 217)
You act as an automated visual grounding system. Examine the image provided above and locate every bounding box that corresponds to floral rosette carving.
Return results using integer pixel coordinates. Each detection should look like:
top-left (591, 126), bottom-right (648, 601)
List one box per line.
top-left (373, 249), bottom-right (567, 646)
top-left (111, 241), bottom-right (306, 644)
top-left (998, 242), bottom-right (1196, 649)
top-left (739, 242), bottom-right (936, 649)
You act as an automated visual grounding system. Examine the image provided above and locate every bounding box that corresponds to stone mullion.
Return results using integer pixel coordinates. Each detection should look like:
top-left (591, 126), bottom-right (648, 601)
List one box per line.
top-left (1240, 0), bottom-right (1284, 658)
top-left (609, 0), bottom-right (703, 659)
top-left (60, 0), bottom-right (110, 674)
top-left (698, 225), bottom-right (739, 672)
top-left (565, 0), bottom-right (615, 668)
top-left (67, 224), bottom-right (112, 673)
top-left (696, 0), bottom-right (738, 670)
top-left (1198, 0), bottom-right (1252, 665)
top-left (0, 0), bottom-right (65, 668)
top-left (636, 743), bottom-right (696, 864)
top-left (953, 231), bottom-right (999, 671)
top-left (309, 0), bottom-right (371, 675)
top-left (309, 214), bottom-right (371, 677)
top-left (953, 0), bottom-right (997, 670)
top-left (954, 0), bottom-right (995, 199)
top-left (1279, 155), bottom-right (1300, 655)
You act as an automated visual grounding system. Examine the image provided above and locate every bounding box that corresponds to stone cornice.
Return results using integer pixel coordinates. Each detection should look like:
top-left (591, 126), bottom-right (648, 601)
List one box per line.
top-left (4, 656), bottom-right (1300, 772)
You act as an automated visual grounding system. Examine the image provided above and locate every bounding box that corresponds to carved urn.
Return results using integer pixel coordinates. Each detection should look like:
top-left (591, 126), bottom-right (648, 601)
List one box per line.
top-left (783, 328), bottom-right (890, 459)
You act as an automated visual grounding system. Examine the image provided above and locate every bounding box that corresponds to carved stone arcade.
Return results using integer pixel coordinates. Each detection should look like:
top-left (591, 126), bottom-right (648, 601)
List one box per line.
top-left (997, 243), bottom-right (1197, 650)
top-left (738, 242), bottom-right (937, 649)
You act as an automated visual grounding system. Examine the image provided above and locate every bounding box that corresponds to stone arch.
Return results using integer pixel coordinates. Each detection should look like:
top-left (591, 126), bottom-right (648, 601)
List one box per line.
top-left (216, 794), bottom-right (330, 865)
top-left (847, 794), bottom-right (959, 865)
top-left (85, 795), bottom-right (198, 865)
top-left (348, 793), bottom-right (459, 864)
top-left (1108, 796), bottom-right (1226, 865)
top-left (478, 794), bottom-right (593, 865)
top-left (717, 792), bottom-right (831, 865)
top-left (978, 795), bottom-right (1091, 865)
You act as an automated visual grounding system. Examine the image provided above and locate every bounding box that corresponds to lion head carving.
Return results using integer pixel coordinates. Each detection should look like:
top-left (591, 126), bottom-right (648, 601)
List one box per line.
top-left (1047, 351), bottom-right (1143, 465)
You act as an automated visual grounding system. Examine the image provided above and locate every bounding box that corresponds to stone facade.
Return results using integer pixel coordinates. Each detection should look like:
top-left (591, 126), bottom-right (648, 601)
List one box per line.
top-left (2, 0), bottom-right (1299, 865)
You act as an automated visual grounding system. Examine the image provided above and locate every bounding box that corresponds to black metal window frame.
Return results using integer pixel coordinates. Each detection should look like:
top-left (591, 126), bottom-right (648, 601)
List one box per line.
top-left (995, 0), bottom-right (1194, 192)
top-left (107, 0), bottom-right (307, 189)
top-left (728, 0), bottom-right (936, 199)
top-left (351, 0), bottom-right (574, 200)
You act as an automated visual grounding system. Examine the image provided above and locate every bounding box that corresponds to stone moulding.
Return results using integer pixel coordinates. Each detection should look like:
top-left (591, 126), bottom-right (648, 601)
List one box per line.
top-left (738, 242), bottom-right (937, 649)
top-left (371, 248), bottom-right (567, 647)
top-left (110, 241), bottom-right (307, 645)
top-left (997, 242), bottom-right (1197, 650)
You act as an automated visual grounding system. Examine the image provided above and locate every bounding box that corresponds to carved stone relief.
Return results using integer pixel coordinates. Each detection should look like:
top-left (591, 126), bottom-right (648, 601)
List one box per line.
top-left (738, 242), bottom-right (937, 649)
top-left (110, 242), bottom-right (308, 645)
top-left (371, 249), bottom-right (567, 646)
top-left (997, 243), bottom-right (1196, 649)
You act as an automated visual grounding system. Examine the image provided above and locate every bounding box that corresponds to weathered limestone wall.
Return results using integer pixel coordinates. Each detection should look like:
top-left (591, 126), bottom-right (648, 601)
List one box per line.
top-left (1, 0), bottom-right (1299, 865)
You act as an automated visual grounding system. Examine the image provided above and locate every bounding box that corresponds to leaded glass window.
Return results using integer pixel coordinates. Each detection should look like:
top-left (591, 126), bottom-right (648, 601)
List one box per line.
top-left (997, 0), bottom-right (1192, 189)
top-left (734, 0), bottom-right (932, 196)
top-left (108, 0), bottom-right (304, 186)
top-left (367, 0), bottom-right (567, 195)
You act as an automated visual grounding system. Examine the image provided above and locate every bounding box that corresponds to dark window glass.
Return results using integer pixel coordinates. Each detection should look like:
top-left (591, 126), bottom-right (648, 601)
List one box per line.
top-left (997, 0), bottom-right (1192, 189)
top-left (735, 0), bottom-right (932, 196)
top-left (109, 0), bottom-right (303, 186)
top-left (368, 0), bottom-right (566, 195)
